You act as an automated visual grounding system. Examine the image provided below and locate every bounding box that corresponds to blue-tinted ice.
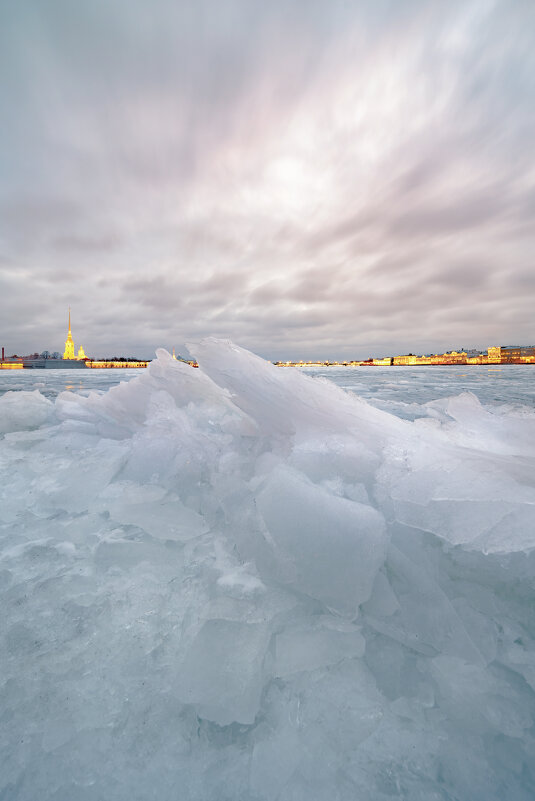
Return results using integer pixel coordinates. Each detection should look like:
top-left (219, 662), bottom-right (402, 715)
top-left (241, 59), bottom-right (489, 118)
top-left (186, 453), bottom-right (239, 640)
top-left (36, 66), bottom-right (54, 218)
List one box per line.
top-left (1, 343), bottom-right (534, 800)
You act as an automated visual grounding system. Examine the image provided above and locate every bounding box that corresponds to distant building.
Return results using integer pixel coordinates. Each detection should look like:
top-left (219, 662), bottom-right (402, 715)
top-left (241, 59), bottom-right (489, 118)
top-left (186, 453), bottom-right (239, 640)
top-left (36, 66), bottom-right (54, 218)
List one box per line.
top-left (441, 350), bottom-right (467, 364)
top-left (501, 345), bottom-right (535, 362)
top-left (500, 346), bottom-right (522, 362)
top-left (63, 309), bottom-right (86, 360)
top-left (487, 345), bottom-right (535, 363)
top-left (373, 357), bottom-right (393, 366)
top-left (393, 354), bottom-right (417, 365)
top-left (21, 309), bottom-right (90, 368)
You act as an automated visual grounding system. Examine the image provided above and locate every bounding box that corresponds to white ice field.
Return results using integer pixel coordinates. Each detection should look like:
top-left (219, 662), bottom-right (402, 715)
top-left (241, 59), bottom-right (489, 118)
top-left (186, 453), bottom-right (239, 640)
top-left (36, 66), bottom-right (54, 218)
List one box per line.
top-left (1, 342), bottom-right (534, 800)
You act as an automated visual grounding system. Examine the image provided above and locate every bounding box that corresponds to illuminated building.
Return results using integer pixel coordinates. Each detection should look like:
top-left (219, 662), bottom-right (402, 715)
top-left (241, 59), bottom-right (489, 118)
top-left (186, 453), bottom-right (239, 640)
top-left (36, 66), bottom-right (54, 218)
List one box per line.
top-left (373, 357), bottom-right (393, 366)
top-left (89, 360), bottom-right (149, 368)
top-left (63, 309), bottom-right (84, 360)
top-left (488, 345), bottom-right (535, 363)
top-left (393, 354), bottom-right (417, 365)
top-left (61, 310), bottom-right (88, 361)
top-left (274, 343), bottom-right (535, 367)
top-left (441, 350), bottom-right (468, 364)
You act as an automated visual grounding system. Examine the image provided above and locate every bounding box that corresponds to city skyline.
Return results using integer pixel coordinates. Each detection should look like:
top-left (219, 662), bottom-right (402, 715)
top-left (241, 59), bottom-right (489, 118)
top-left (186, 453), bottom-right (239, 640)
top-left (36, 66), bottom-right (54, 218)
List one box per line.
top-left (1, 0), bottom-right (535, 360)
top-left (3, 308), bottom-right (534, 367)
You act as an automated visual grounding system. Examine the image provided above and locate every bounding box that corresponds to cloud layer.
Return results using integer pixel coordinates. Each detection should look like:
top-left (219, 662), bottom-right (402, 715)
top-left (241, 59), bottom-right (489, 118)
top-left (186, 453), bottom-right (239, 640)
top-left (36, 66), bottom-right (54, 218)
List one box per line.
top-left (1, 0), bottom-right (534, 359)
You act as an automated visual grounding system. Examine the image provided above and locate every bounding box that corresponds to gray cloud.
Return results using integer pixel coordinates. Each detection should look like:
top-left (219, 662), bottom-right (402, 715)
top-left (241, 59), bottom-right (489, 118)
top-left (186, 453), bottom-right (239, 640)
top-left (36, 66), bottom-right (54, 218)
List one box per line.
top-left (51, 232), bottom-right (123, 253)
top-left (1, 0), bottom-right (534, 360)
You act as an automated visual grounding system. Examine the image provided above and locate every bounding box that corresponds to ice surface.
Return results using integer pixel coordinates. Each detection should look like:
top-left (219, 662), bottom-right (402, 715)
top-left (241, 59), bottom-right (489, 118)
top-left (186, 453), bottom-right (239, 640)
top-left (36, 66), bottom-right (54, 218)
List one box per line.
top-left (0, 389), bottom-right (53, 433)
top-left (1, 341), bottom-right (535, 800)
top-left (255, 464), bottom-right (386, 613)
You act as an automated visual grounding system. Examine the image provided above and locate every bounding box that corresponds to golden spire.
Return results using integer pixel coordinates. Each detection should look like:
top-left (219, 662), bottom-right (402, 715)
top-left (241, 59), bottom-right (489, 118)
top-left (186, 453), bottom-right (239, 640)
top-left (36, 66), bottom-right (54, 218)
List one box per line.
top-left (63, 307), bottom-right (75, 359)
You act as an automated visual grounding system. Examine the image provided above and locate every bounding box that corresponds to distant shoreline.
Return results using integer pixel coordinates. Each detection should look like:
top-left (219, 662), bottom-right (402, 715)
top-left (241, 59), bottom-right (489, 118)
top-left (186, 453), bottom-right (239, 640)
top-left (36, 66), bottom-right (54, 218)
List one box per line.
top-left (277, 361), bottom-right (535, 368)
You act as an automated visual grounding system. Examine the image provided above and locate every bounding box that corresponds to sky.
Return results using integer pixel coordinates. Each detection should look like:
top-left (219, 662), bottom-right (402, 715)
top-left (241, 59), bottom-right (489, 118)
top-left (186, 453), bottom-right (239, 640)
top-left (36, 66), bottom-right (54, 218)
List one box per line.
top-left (1, 0), bottom-right (534, 360)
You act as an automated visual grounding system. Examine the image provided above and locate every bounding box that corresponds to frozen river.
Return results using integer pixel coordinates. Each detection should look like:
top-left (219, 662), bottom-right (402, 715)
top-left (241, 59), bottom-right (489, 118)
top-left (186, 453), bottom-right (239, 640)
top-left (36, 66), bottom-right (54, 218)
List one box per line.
top-left (1, 362), bottom-right (533, 413)
top-left (1, 346), bottom-right (535, 801)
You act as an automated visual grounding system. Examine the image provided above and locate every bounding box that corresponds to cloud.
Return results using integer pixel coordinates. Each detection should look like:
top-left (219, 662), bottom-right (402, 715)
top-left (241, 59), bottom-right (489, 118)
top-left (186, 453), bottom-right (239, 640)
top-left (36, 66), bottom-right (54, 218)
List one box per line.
top-left (0, 0), bottom-right (534, 359)
top-left (51, 232), bottom-right (122, 253)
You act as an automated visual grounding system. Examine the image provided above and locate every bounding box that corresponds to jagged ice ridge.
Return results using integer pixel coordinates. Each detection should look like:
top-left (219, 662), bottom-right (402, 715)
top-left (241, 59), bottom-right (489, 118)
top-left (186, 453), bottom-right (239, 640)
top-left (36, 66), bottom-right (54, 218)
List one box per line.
top-left (1, 340), bottom-right (535, 800)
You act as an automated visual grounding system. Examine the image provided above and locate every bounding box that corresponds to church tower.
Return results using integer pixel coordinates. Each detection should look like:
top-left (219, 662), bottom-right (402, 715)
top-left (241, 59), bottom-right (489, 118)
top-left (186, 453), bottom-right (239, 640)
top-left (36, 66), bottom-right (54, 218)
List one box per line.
top-left (63, 308), bottom-right (76, 359)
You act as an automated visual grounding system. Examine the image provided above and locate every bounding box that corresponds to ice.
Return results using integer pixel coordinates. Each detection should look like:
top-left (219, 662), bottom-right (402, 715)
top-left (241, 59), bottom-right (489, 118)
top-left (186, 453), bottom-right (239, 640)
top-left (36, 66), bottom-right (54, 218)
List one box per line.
top-left (100, 480), bottom-right (209, 541)
top-left (0, 389), bottom-right (53, 433)
top-left (1, 341), bottom-right (535, 800)
top-left (255, 464), bottom-right (386, 613)
top-left (175, 618), bottom-right (271, 725)
top-left (273, 622), bottom-right (365, 676)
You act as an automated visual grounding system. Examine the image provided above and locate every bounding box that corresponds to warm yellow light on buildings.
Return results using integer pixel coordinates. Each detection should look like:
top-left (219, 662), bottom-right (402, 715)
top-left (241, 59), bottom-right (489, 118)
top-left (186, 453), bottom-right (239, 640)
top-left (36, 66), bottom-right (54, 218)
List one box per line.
top-left (63, 309), bottom-right (86, 360)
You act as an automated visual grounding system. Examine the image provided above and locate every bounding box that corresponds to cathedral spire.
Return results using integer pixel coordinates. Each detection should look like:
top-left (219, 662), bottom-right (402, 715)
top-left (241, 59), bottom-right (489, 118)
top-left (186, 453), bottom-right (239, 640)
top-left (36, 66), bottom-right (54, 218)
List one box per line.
top-left (63, 308), bottom-right (75, 359)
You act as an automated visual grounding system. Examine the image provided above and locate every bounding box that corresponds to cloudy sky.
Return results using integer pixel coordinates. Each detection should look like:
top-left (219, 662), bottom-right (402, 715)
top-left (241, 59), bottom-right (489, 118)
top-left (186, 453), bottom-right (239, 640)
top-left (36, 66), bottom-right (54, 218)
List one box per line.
top-left (1, 0), bottom-right (534, 360)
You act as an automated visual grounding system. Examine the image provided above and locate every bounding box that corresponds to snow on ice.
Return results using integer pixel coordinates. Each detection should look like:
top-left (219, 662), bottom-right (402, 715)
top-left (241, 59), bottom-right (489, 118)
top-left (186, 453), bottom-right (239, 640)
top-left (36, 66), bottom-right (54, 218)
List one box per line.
top-left (1, 341), bottom-right (535, 800)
